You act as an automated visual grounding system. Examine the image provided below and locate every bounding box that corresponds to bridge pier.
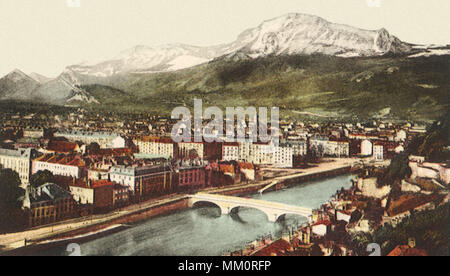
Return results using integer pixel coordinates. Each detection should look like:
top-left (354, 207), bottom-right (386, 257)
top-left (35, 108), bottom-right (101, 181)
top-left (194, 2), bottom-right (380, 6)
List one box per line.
top-left (220, 206), bottom-right (231, 215)
top-left (267, 213), bottom-right (279, 223)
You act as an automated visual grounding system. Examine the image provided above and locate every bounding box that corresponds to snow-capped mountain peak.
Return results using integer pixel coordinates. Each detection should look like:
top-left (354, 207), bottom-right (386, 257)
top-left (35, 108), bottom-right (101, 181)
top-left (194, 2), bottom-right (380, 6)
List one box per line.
top-left (65, 13), bottom-right (413, 78)
top-left (230, 13), bottom-right (411, 58)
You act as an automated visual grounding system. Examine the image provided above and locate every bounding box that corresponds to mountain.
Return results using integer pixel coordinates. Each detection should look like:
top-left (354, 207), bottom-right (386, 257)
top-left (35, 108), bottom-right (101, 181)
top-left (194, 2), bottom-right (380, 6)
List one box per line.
top-left (0, 69), bottom-right (40, 101)
top-left (30, 69), bottom-right (99, 105)
top-left (67, 44), bottom-right (220, 77)
top-left (1, 13), bottom-right (449, 121)
top-left (65, 13), bottom-right (413, 77)
top-left (82, 53), bottom-right (449, 121)
top-left (29, 72), bottom-right (53, 84)
top-left (0, 69), bottom-right (98, 105)
top-left (220, 13), bottom-right (412, 59)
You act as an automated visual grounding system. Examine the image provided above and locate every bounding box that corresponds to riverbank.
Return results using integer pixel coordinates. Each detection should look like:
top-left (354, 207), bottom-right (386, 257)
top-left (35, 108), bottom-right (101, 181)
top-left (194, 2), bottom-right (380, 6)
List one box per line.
top-left (0, 158), bottom-right (360, 255)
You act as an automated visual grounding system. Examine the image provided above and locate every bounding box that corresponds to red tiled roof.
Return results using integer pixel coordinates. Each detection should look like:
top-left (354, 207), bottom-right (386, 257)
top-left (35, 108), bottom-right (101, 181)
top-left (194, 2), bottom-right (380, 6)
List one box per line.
top-left (312, 220), bottom-right (332, 227)
top-left (252, 239), bottom-right (293, 256)
top-left (92, 180), bottom-right (114, 189)
top-left (239, 162), bottom-right (254, 170)
top-left (387, 245), bottom-right (427, 256)
top-left (220, 164), bottom-right (234, 174)
top-left (47, 140), bottom-right (79, 153)
top-left (92, 148), bottom-right (132, 157)
top-left (138, 136), bottom-right (174, 144)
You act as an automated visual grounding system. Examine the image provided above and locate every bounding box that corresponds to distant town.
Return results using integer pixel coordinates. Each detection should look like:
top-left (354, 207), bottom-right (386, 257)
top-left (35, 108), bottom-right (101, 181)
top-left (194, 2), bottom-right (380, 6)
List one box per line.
top-left (0, 106), bottom-right (448, 256)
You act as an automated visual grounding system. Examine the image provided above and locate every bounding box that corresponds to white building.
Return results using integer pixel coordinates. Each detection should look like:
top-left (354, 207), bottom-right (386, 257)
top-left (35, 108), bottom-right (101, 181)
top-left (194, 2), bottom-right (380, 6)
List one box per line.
top-left (374, 145), bottom-right (384, 161)
top-left (395, 130), bottom-right (407, 142)
top-left (282, 138), bottom-right (307, 156)
top-left (361, 140), bottom-right (373, 156)
top-left (222, 143), bottom-right (239, 161)
top-left (336, 210), bottom-right (352, 223)
top-left (238, 142), bottom-right (252, 162)
top-left (273, 146), bottom-right (294, 168)
top-left (326, 139), bottom-right (350, 157)
top-left (309, 136), bottom-right (329, 156)
top-left (136, 136), bottom-right (175, 158)
top-left (0, 148), bottom-right (33, 186)
top-left (54, 131), bottom-right (125, 149)
top-left (70, 185), bottom-right (94, 205)
top-left (312, 221), bottom-right (331, 237)
top-left (32, 155), bottom-right (84, 179)
top-left (109, 164), bottom-right (171, 193)
top-left (249, 142), bottom-right (274, 165)
top-left (179, 142), bottom-right (204, 159)
top-left (23, 128), bottom-right (44, 139)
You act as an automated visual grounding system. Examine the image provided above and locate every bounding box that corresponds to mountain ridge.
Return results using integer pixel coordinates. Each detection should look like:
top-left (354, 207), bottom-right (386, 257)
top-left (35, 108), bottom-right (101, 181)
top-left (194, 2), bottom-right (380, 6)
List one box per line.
top-left (0, 12), bottom-right (449, 121)
top-left (65, 13), bottom-right (413, 78)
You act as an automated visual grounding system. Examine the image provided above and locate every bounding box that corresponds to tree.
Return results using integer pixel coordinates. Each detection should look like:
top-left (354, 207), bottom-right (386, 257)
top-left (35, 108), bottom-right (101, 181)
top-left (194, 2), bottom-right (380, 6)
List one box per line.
top-left (30, 170), bottom-right (54, 189)
top-left (0, 169), bottom-right (26, 232)
top-left (377, 153), bottom-right (411, 188)
top-left (87, 142), bottom-right (101, 154)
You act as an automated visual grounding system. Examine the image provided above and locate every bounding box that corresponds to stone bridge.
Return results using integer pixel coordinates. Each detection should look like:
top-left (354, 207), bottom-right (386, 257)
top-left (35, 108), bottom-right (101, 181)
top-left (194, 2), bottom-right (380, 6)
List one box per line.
top-left (189, 193), bottom-right (312, 223)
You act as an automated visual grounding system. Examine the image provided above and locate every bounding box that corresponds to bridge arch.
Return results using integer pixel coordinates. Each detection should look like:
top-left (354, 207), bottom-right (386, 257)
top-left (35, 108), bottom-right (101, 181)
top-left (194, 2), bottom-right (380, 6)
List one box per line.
top-left (189, 198), bottom-right (230, 216)
top-left (229, 205), bottom-right (273, 222)
top-left (188, 194), bottom-right (312, 223)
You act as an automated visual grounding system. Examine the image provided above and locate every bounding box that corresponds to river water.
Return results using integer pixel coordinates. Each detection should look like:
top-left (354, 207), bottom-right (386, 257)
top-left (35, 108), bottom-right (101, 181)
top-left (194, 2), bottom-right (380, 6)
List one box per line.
top-left (37, 174), bottom-right (354, 256)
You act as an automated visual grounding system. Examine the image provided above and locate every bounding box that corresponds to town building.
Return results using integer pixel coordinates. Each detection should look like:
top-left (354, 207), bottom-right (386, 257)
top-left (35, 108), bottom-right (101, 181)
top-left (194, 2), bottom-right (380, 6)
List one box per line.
top-left (179, 142), bottom-right (204, 160)
top-left (273, 146), bottom-right (294, 168)
top-left (176, 163), bottom-right (207, 191)
top-left (23, 128), bottom-right (44, 139)
top-left (250, 142), bottom-right (274, 165)
top-left (136, 136), bottom-right (176, 159)
top-left (326, 138), bottom-right (350, 157)
top-left (0, 147), bottom-right (34, 186)
top-left (374, 144), bottom-right (384, 161)
top-left (29, 183), bottom-right (76, 227)
top-left (361, 140), bottom-right (373, 156)
top-left (54, 131), bottom-right (126, 149)
top-left (281, 138), bottom-right (308, 156)
top-left (238, 142), bottom-right (252, 162)
top-left (309, 136), bottom-right (329, 156)
top-left (222, 142), bottom-right (239, 161)
top-left (109, 164), bottom-right (174, 199)
top-left (32, 154), bottom-right (86, 179)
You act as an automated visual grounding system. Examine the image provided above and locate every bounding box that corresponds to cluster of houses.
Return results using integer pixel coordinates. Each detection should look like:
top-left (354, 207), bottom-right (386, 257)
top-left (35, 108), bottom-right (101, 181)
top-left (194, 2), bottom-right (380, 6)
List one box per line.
top-left (0, 120), bottom-right (437, 229)
top-left (233, 163), bottom-right (449, 256)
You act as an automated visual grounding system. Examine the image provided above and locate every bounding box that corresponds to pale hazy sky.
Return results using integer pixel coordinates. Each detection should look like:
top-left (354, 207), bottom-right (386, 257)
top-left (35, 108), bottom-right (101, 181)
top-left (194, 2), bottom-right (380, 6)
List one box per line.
top-left (0, 0), bottom-right (449, 78)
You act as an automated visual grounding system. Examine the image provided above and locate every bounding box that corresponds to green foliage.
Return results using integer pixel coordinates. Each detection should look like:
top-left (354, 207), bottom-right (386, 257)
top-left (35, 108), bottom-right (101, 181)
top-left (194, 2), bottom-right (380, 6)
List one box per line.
top-left (30, 170), bottom-right (54, 189)
top-left (87, 142), bottom-right (101, 154)
top-left (371, 204), bottom-right (449, 256)
top-left (2, 55), bottom-right (449, 121)
top-left (377, 153), bottom-right (412, 188)
top-left (0, 169), bottom-right (26, 232)
top-left (406, 109), bottom-right (450, 162)
top-left (53, 54), bottom-right (449, 121)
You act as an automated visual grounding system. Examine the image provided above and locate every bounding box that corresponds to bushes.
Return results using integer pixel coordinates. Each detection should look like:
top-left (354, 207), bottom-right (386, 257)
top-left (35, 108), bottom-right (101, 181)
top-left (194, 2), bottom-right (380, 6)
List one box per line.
top-left (354, 204), bottom-right (449, 256)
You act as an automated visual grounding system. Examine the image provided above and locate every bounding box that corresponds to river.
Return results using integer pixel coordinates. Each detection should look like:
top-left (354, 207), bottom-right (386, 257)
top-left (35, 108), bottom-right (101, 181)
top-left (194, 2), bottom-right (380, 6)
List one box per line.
top-left (35, 174), bottom-right (354, 256)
